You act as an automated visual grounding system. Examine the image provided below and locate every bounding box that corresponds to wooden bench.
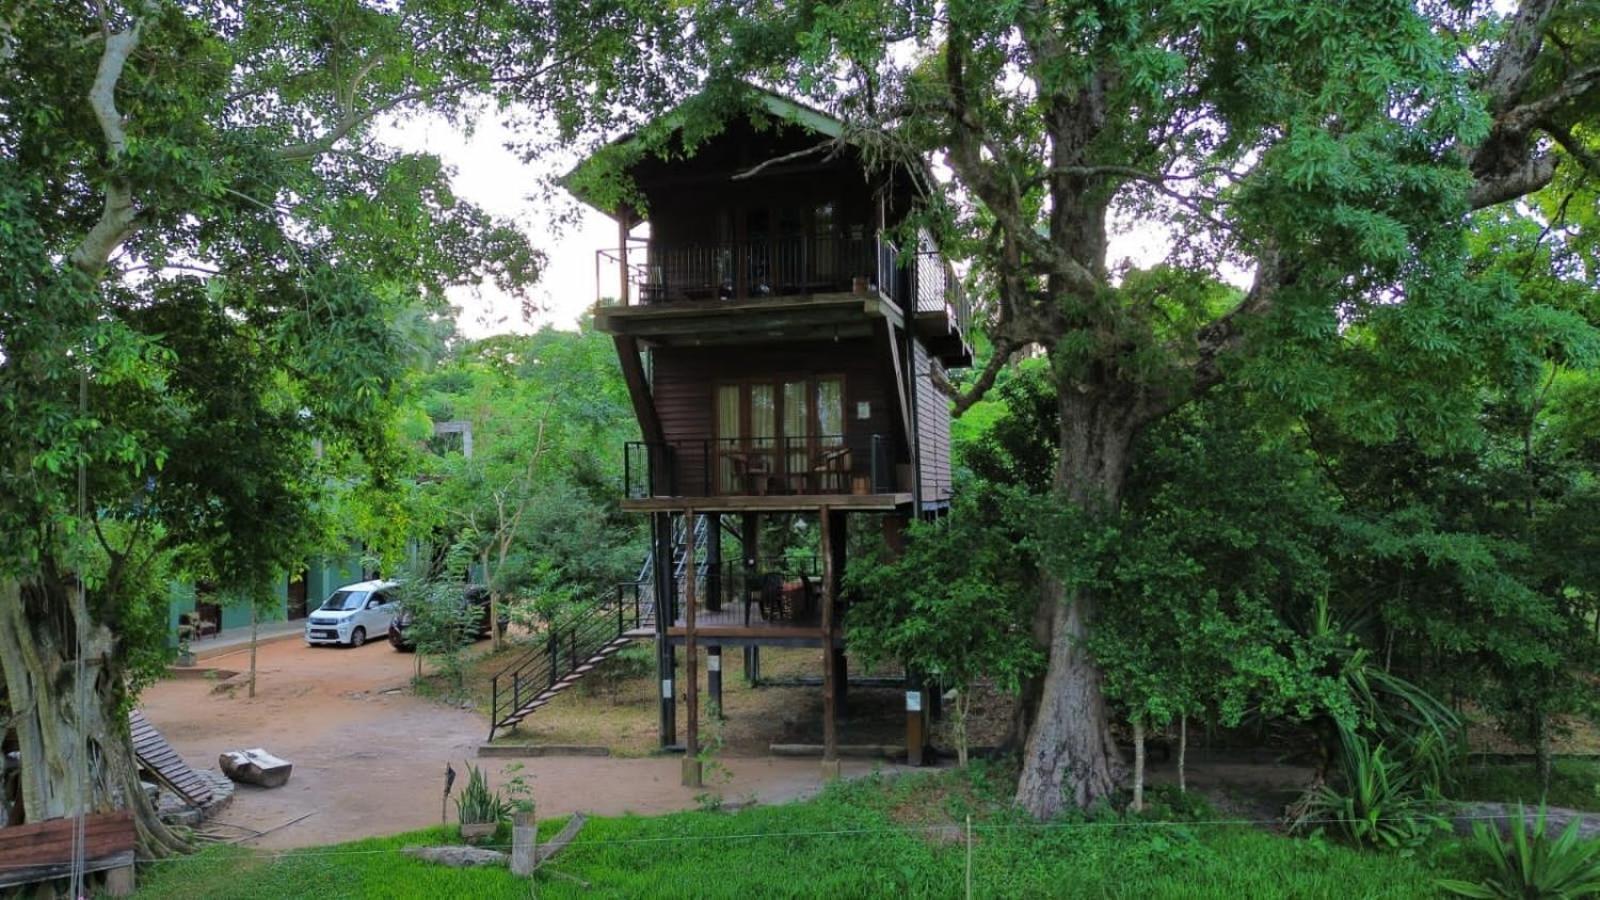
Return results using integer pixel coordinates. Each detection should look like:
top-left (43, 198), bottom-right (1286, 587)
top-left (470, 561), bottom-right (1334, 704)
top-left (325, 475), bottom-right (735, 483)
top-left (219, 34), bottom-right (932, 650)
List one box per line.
top-left (0, 810), bottom-right (137, 895)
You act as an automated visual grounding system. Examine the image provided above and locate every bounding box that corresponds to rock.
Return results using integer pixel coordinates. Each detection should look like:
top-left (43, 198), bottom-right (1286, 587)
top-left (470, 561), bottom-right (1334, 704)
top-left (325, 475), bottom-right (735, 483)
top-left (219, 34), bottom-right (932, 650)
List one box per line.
top-left (219, 748), bottom-right (293, 788)
top-left (403, 845), bottom-right (508, 868)
top-left (1452, 803), bottom-right (1600, 841)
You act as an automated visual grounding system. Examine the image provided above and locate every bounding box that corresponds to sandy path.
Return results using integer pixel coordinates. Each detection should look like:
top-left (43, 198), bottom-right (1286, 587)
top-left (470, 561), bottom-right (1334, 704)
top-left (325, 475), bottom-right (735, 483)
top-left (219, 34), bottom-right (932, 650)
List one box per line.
top-left (139, 638), bottom-right (898, 850)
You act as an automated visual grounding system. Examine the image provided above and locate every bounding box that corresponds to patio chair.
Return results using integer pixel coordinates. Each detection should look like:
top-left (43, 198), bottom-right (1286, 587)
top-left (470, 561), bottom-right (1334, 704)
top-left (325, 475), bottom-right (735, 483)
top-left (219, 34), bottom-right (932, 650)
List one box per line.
top-left (811, 446), bottom-right (852, 493)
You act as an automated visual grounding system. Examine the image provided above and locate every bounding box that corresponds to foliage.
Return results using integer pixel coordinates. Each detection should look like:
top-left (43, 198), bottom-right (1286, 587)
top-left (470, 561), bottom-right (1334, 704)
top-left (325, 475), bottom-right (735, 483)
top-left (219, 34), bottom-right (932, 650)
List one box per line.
top-left (454, 763), bottom-right (509, 827)
top-left (135, 770), bottom-right (1474, 899)
top-left (502, 762), bottom-right (535, 816)
top-left (1439, 804), bottom-right (1600, 899)
top-left (393, 576), bottom-right (480, 693)
top-left (1451, 762), bottom-right (1600, 814)
top-left (1293, 727), bottom-right (1444, 852)
top-left (844, 486), bottom-right (1042, 764)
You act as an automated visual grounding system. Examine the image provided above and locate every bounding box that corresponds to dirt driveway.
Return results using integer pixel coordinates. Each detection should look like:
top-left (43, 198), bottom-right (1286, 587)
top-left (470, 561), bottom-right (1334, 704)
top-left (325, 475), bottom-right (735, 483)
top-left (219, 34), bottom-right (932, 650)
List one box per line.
top-left (139, 637), bottom-right (899, 850)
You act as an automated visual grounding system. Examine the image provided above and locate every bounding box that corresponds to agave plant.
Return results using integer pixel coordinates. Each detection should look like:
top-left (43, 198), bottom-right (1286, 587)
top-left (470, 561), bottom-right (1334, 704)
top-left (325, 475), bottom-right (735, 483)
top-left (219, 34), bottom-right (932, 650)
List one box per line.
top-left (1439, 803), bottom-right (1600, 899)
top-left (455, 763), bottom-right (510, 827)
top-left (1292, 725), bottom-right (1442, 850)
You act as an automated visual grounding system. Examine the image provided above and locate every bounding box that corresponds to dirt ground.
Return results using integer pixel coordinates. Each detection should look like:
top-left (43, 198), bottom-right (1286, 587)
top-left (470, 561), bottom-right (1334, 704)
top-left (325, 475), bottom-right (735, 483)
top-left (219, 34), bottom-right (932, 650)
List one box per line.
top-left (139, 637), bottom-right (911, 851)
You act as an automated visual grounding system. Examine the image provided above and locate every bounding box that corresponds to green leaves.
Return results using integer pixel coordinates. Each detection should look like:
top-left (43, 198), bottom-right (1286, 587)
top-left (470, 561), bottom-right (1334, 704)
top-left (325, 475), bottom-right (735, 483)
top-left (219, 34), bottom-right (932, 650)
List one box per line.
top-left (1440, 804), bottom-right (1600, 900)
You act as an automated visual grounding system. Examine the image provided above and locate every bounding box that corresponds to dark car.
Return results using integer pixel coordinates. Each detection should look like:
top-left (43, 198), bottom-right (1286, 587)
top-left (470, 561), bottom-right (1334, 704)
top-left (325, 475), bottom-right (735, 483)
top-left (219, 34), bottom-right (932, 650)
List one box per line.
top-left (388, 585), bottom-right (505, 651)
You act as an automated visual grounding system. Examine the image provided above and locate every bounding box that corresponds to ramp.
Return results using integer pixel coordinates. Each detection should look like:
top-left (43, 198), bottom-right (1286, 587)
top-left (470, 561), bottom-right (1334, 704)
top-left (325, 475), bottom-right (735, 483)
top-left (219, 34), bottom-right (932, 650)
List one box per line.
top-left (129, 708), bottom-right (213, 806)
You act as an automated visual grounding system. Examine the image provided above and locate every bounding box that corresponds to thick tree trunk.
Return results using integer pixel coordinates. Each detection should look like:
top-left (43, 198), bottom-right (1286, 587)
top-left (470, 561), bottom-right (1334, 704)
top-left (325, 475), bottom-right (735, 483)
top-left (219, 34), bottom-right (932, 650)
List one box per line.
top-left (1014, 388), bottom-right (1137, 818)
top-left (0, 575), bottom-right (188, 857)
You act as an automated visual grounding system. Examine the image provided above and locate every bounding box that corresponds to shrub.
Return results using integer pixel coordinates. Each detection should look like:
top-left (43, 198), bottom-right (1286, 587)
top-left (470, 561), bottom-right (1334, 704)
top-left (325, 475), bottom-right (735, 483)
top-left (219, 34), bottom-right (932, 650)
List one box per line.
top-left (1292, 726), bottom-right (1441, 850)
top-left (455, 763), bottom-right (509, 826)
top-left (1439, 803), bottom-right (1600, 899)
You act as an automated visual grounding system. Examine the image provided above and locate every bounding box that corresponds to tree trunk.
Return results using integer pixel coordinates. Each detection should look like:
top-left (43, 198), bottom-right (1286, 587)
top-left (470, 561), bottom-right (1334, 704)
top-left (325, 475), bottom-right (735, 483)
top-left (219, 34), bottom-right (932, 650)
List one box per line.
top-left (248, 598), bottom-right (259, 699)
top-left (1131, 717), bottom-right (1146, 812)
top-left (0, 575), bottom-right (188, 857)
top-left (1014, 388), bottom-right (1137, 818)
top-left (953, 687), bottom-right (971, 768)
top-left (1178, 716), bottom-right (1187, 794)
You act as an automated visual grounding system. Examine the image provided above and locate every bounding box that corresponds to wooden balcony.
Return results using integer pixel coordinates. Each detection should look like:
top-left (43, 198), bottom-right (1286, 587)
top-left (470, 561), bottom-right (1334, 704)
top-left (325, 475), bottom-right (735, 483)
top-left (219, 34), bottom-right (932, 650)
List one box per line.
top-left (593, 232), bottom-right (971, 366)
top-left (622, 434), bottom-right (910, 513)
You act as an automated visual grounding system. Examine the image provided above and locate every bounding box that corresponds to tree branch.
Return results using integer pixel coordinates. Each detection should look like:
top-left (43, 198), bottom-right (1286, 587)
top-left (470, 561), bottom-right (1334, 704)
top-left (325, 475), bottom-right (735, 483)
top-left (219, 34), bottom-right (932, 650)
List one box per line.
top-left (67, 11), bottom-right (147, 277)
top-left (935, 337), bottom-right (1019, 417)
top-left (732, 140), bottom-right (838, 180)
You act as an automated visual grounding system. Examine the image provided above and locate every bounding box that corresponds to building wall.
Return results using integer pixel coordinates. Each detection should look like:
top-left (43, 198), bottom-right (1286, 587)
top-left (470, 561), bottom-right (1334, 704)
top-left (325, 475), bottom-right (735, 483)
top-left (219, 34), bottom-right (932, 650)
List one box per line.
top-left (166, 551), bottom-right (364, 645)
top-left (913, 340), bottom-right (953, 506)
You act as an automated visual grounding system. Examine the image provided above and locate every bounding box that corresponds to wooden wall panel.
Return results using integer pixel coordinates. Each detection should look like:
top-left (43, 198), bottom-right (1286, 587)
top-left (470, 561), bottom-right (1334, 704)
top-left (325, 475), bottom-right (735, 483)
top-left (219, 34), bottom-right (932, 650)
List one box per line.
top-left (913, 340), bottom-right (953, 506)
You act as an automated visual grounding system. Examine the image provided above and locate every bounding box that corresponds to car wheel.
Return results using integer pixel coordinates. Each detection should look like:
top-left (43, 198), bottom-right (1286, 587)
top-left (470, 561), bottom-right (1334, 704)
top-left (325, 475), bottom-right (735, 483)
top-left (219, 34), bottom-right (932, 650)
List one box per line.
top-left (349, 627), bottom-right (366, 648)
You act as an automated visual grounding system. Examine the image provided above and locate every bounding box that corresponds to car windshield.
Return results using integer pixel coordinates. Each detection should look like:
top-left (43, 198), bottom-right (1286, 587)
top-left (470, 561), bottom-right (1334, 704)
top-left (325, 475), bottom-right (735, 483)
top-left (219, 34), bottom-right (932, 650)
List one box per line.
top-left (318, 590), bottom-right (368, 612)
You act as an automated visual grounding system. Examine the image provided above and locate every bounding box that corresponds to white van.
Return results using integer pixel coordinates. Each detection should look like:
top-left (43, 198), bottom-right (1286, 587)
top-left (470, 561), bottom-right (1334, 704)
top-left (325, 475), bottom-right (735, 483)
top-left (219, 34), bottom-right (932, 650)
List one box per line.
top-left (304, 580), bottom-right (401, 647)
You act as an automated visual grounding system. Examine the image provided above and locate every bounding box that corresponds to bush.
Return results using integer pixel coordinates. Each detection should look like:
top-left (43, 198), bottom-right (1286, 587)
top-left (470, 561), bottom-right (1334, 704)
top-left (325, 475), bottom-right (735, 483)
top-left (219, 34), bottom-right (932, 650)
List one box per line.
top-left (1292, 726), bottom-right (1442, 850)
top-left (454, 763), bottom-right (509, 827)
top-left (1439, 803), bottom-right (1600, 899)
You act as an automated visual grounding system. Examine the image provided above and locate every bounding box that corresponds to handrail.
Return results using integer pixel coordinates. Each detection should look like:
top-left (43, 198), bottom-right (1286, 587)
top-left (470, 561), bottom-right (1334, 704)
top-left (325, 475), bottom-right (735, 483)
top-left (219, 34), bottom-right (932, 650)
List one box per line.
top-left (625, 433), bottom-right (888, 500)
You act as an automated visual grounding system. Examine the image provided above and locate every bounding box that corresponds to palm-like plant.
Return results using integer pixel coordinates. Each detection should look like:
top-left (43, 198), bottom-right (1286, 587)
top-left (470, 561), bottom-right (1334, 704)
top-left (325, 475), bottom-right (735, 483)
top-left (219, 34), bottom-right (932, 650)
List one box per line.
top-left (1293, 725), bottom-right (1441, 849)
top-left (1440, 803), bottom-right (1600, 899)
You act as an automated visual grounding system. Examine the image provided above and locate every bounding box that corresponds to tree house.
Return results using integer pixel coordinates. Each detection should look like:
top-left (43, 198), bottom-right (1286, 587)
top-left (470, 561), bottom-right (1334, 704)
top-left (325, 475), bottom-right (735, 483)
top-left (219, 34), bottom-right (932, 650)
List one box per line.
top-left (568, 86), bottom-right (971, 772)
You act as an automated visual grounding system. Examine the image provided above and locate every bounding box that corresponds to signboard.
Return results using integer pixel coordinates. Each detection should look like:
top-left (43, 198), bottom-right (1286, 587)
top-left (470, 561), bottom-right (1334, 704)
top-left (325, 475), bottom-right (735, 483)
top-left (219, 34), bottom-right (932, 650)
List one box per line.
top-left (905, 690), bottom-right (923, 712)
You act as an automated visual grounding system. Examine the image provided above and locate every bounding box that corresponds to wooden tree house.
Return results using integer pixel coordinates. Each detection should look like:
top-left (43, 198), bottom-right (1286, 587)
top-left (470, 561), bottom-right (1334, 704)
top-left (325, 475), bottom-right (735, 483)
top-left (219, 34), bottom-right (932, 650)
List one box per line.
top-left (565, 87), bottom-right (971, 774)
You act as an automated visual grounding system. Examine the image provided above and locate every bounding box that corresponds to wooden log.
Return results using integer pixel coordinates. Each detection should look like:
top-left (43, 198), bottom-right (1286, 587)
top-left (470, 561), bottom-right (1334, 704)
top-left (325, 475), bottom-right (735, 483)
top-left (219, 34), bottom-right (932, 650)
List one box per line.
top-left (510, 810), bottom-right (536, 877)
top-left (219, 748), bottom-right (293, 788)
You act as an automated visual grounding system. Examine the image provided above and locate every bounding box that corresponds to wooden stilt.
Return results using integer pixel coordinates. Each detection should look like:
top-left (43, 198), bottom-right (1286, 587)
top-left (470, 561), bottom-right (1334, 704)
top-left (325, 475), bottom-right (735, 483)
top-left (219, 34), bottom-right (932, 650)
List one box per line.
top-left (708, 646), bottom-right (723, 718)
top-left (819, 506), bottom-right (839, 778)
top-left (683, 507), bottom-right (703, 787)
top-left (654, 512), bottom-right (676, 748)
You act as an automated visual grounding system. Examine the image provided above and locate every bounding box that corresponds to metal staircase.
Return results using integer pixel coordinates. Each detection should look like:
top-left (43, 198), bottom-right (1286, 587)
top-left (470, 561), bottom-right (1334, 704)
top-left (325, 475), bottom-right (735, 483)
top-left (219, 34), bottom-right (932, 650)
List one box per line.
top-left (486, 514), bottom-right (723, 740)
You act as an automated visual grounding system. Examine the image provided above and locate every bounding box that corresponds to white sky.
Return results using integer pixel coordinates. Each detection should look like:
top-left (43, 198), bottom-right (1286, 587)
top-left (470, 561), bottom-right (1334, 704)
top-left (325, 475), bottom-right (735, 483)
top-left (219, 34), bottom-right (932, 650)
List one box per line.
top-left (385, 111), bottom-right (1198, 340)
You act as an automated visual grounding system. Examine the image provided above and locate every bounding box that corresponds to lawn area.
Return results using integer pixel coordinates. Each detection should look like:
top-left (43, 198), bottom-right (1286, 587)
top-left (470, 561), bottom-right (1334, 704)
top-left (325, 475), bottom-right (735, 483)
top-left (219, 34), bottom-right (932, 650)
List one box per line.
top-left (136, 768), bottom-right (1480, 899)
top-left (1450, 758), bottom-right (1600, 811)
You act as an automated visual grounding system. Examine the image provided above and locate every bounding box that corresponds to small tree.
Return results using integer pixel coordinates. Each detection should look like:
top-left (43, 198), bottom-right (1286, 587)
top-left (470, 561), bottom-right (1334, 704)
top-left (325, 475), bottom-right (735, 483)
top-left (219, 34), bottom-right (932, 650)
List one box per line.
top-left (846, 489), bottom-right (1041, 767)
top-left (396, 579), bottom-right (478, 693)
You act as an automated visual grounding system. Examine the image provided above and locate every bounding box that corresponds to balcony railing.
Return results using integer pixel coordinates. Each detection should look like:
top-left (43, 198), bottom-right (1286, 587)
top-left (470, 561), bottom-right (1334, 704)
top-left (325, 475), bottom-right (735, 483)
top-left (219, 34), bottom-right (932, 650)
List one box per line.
top-left (598, 235), bottom-right (880, 305)
top-left (625, 434), bottom-right (895, 500)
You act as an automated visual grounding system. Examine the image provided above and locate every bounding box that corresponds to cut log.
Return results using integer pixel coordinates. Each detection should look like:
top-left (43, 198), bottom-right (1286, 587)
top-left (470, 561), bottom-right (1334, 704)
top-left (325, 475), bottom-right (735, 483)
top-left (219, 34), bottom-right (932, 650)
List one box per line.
top-left (402, 846), bottom-right (507, 868)
top-left (219, 748), bottom-right (293, 788)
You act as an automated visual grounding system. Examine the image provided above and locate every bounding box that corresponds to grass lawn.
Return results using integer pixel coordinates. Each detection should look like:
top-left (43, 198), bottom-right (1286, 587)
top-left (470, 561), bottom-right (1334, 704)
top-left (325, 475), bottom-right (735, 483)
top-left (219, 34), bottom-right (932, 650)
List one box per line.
top-left (1450, 758), bottom-right (1600, 811)
top-left (137, 768), bottom-right (1481, 899)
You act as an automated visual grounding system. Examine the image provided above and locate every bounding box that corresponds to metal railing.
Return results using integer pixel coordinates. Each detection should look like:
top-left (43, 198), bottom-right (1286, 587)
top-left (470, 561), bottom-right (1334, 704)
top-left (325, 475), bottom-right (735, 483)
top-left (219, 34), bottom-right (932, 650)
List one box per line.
top-left (624, 433), bottom-right (897, 500)
top-left (486, 591), bottom-right (647, 740)
top-left (596, 235), bottom-right (879, 305)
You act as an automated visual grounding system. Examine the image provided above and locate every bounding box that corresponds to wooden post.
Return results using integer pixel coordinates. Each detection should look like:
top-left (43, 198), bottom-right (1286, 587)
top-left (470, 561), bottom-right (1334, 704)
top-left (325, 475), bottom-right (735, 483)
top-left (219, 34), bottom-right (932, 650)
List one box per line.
top-left (654, 512), bottom-right (676, 748)
top-left (905, 670), bottom-right (927, 767)
top-left (682, 507), bottom-right (703, 787)
top-left (828, 509), bottom-right (848, 717)
top-left (511, 810), bottom-right (537, 876)
top-left (708, 646), bottom-right (723, 719)
top-left (706, 512), bottom-right (722, 611)
top-left (247, 597), bottom-right (258, 699)
top-left (819, 507), bottom-right (839, 779)
top-left (618, 209), bottom-right (631, 305)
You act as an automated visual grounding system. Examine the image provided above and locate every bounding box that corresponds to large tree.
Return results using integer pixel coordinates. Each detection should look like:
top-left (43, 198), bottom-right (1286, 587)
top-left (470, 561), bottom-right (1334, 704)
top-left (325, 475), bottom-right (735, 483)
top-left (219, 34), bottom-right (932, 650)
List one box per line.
top-left (687, 0), bottom-right (1600, 817)
top-left (0, 0), bottom-right (688, 854)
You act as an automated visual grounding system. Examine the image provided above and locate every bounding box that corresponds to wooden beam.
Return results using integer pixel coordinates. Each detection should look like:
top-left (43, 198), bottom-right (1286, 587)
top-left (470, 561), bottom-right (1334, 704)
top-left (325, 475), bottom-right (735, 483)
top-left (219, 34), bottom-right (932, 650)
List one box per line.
top-left (622, 493), bottom-right (912, 514)
top-left (613, 336), bottom-right (664, 445)
top-left (881, 322), bottom-right (915, 453)
top-left (819, 506), bottom-right (838, 766)
top-left (682, 507), bottom-right (702, 786)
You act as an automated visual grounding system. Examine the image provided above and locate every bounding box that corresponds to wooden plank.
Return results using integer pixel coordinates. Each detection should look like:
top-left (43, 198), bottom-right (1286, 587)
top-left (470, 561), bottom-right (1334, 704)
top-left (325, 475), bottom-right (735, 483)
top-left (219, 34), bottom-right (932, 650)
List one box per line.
top-left (613, 336), bottom-right (664, 445)
top-left (0, 850), bottom-right (135, 890)
top-left (0, 812), bottom-right (135, 869)
top-left (129, 709), bottom-right (212, 807)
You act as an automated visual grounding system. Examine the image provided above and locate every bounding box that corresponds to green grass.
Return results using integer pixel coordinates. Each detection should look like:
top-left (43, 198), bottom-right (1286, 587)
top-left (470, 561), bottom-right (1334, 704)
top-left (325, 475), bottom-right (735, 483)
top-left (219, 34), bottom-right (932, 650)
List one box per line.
top-left (1450, 758), bottom-right (1600, 811)
top-left (137, 769), bottom-right (1478, 899)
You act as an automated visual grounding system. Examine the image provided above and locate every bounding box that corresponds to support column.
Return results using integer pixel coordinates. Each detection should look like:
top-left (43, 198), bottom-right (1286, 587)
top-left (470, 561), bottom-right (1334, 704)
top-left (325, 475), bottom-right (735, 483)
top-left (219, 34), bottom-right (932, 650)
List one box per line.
top-left (905, 670), bottom-right (927, 767)
top-left (819, 506), bottom-right (840, 780)
top-left (744, 645), bottom-right (761, 685)
top-left (708, 646), bottom-right (723, 719)
top-left (682, 507), bottom-right (703, 787)
top-left (706, 512), bottom-right (723, 612)
top-left (741, 511), bottom-right (761, 686)
top-left (653, 512), bottom-right (676, 748)
top-left (828, 509), bottom-right (849, 718)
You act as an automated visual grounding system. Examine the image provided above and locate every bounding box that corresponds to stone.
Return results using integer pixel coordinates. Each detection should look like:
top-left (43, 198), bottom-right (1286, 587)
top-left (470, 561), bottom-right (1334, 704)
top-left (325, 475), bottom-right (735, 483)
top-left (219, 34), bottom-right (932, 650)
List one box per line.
top-left (219, 748), bottom-right (292, 788)
top-left (402, 846), bottom-right (508, 868)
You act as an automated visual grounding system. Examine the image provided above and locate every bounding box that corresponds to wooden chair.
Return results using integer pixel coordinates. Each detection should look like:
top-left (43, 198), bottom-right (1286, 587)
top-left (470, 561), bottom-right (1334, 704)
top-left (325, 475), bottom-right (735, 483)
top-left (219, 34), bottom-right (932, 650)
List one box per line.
top-left (729, 452), bottom-right (773, 495)
top-left (811, 446), bottom-right (852, 493)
